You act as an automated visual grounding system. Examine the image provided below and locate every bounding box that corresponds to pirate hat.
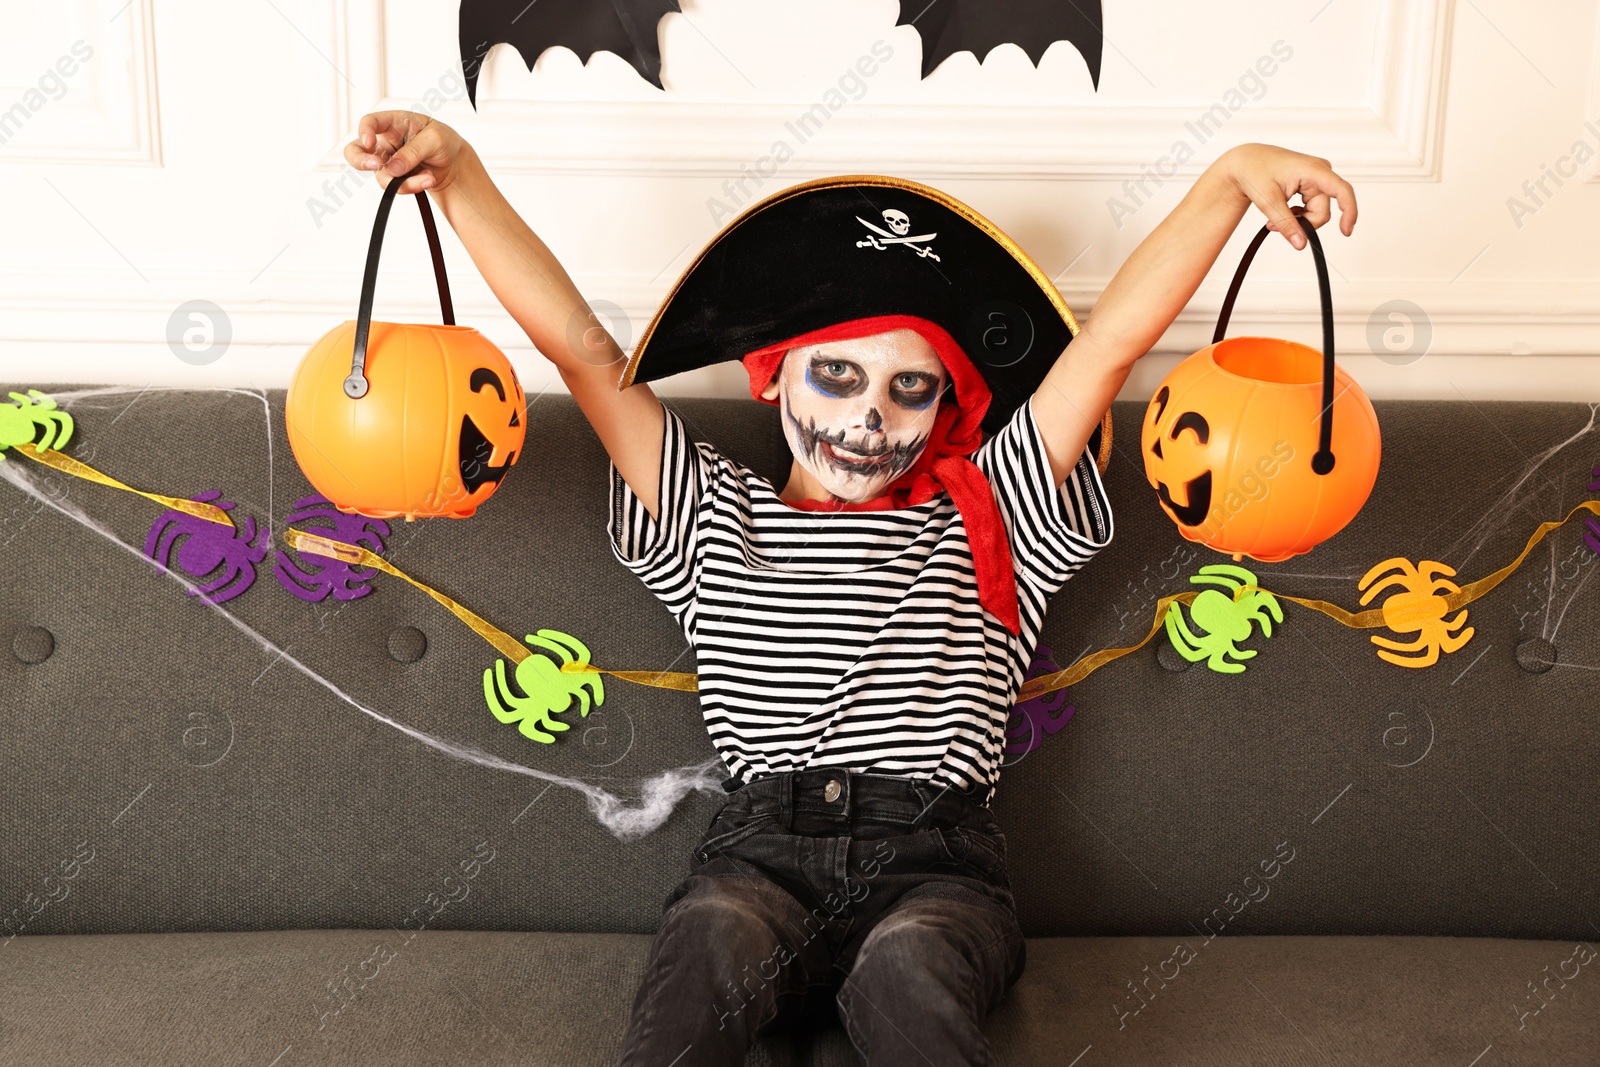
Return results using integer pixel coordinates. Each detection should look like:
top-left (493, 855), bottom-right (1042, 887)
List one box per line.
top-left (620, 174), bottom-right (1112, 469)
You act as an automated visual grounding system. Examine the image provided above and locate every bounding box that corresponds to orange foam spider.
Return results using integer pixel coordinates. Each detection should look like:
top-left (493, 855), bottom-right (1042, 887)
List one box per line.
top-left (1357, 557), bottom-right (1475, 668)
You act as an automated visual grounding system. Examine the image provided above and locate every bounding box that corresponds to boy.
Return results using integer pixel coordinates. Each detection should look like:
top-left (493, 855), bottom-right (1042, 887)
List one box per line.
top-left (345, 115), bottom-right (1356, 1065)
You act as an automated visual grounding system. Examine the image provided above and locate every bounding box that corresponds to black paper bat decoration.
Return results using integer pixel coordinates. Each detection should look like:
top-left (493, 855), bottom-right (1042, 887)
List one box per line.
top-left (460, 0), bottom-right (683, 105)
top-left (895, 0), bottom-right (1103, 86)
top-left (459, 0), bottom-right (1103, 106)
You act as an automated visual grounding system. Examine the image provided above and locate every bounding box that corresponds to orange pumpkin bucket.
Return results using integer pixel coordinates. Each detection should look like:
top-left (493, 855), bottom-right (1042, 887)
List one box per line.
top-left (1142, 215), bottom-right (1380, 563)
top-left (287, 172), bottom-right (526, 520)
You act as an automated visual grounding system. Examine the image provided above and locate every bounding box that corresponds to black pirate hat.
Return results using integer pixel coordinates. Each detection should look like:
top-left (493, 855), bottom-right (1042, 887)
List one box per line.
top-left (620, 174), bottom-right (1112, 467)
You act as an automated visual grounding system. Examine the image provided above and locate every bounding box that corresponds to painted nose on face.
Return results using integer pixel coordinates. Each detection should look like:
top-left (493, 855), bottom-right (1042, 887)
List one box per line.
top-left (862, 407), bottom-right (882, 432)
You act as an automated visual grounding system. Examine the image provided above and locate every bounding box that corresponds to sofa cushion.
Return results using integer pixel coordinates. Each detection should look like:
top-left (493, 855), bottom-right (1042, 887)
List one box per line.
top-left (1, 386), bottom-right (1597, 943)
top-left (0, 931), bottom-right (1590, 1065)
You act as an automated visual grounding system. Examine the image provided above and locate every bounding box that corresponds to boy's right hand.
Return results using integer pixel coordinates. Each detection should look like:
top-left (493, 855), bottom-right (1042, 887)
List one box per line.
top-left (343, 111), bottom-right (469, 195)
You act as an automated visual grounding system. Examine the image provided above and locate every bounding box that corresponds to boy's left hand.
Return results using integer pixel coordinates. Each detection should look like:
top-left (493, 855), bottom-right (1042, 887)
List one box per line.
top-left (1222, 142), bottom-right (1359, 249)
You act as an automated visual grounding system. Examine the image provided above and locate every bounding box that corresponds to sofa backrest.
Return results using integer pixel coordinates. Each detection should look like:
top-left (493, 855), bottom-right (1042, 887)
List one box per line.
top-left (2, 384), bottom-right (1597, 941)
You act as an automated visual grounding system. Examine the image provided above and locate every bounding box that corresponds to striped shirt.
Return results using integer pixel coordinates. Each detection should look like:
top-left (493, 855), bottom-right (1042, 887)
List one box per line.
top-left (607, 395), bottom-right (1114, 806)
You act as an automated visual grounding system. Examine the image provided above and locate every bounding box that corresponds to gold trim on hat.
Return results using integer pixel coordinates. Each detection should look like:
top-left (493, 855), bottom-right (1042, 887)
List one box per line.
top-left (618, 173), bottom-right (1112, 475)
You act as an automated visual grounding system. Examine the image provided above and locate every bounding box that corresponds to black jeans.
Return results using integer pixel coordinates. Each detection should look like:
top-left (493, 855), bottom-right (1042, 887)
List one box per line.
top-left (618, 768), bottom-right (1026, 1066)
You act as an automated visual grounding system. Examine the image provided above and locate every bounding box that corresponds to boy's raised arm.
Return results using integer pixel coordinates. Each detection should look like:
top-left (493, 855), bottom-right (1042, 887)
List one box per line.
top-left (1030, 143), bottom-right (1359, 488)
top-left (344, 112), bottom-right (668, 519)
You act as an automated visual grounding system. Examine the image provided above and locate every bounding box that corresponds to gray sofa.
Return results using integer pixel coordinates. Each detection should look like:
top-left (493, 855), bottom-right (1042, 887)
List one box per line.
top-left (2, 384), bottom-right (1597, 1066)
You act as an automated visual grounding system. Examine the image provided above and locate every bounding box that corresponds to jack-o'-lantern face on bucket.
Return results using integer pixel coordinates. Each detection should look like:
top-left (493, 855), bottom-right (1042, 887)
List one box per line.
top-left (1144, 384), bottom-right (1212, 527)
top-left (1139, 335), bottom-right (1382, 563)
top-left (458, 366), bottom-right (523, 495)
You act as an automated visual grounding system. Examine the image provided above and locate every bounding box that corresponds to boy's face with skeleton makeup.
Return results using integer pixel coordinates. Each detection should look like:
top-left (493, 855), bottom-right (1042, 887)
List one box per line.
top-left (760, 328), bottom-right (948, 503)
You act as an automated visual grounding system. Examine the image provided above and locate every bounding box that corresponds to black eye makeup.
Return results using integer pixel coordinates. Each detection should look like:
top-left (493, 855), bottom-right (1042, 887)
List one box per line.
top-left (806, 356), bottom-right (866, 398)
top-left (890, 371), bottom-right (940, 409)
top-left (803, 354), bottom-right (942, 409)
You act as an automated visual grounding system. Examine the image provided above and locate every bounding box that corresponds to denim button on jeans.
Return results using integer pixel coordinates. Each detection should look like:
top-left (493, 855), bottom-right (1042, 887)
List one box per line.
top-left (618, 769), bottom-right (1025, 1066)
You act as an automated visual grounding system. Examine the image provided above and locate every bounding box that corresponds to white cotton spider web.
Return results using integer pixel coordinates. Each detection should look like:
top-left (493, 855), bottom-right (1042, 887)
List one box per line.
top-left (1438, 401), bottom-right (1598, 572)
top-left (0, 385), bottom-right (725, 844)
top-left (1439, 402), bottom-right (1599, 648)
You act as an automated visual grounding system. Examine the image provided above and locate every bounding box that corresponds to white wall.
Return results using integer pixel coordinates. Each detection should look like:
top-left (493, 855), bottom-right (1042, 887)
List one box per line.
top-left (0, 0), bottom-right (1597, 403)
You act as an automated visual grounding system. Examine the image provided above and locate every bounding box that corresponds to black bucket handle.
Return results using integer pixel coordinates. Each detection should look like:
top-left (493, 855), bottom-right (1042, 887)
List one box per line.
top-left (1211, 212), bottom-right (1337, 476)
top-left (344, 171), bottom-right (455, 399)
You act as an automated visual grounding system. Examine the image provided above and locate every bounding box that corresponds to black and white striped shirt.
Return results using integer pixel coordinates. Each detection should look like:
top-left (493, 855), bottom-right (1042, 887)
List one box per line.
top-left (608, 395), bottom-right (1114, 806)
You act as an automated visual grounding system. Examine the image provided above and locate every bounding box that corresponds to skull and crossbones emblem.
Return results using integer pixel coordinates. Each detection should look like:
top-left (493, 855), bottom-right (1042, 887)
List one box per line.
top-left (855, 208), bottom-right (941, 261)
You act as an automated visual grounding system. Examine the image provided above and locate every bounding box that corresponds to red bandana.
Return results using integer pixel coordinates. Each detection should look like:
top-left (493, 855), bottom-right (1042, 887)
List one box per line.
top-left (740, 313), bottom-right (1022, 636)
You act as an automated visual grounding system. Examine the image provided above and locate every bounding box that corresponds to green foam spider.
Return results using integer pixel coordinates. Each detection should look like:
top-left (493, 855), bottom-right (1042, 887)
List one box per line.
top-left (0, 390), bottom-right (73, 458)
top-left (1163, 563), bottom-right (1283, 674)
top-left (483, 629), bottom-right (605, 743)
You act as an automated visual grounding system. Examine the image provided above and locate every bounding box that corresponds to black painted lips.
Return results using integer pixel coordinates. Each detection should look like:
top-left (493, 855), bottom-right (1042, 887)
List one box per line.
top-left (821, 438), bottom-right (895, 474)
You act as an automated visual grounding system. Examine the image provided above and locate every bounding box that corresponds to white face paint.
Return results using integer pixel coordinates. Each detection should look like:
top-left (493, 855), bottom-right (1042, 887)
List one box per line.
top-left (763, 328), bottom-right (947, 503)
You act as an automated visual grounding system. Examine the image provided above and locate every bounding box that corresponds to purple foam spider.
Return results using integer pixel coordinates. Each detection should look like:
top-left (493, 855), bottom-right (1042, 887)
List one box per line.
top-left (1004, 643), bottom-right (1075, 757)
top-left (274, 494), bottom-right (391, 602)
top-left (144, 491), bottom-right (268, 604)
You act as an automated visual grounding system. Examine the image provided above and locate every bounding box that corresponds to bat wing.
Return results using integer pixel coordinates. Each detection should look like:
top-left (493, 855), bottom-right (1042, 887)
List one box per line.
top-left (895, 0), bottom-right (1103, 88)
top-left (460, 0), bottom-right (684, 106)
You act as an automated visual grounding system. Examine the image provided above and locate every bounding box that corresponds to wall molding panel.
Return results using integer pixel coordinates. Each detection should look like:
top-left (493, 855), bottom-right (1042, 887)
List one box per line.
top-left (0, 0), bottom-right (161, 165)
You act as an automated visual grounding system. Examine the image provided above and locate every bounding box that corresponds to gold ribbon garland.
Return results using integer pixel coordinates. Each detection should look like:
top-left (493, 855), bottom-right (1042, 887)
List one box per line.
top-left (282, 529), bottom-right (700, 691)
top-left (18, 424), bottom-right (1592, 702)
top-left (1234, 499), bottom-right (1600, 627)
top-left (1016, 499), bottom-right (1600, 701)
top-left (1015, 590), bottom-right (1201, 702)
top-left (290, 498), bottom-right (1598, 703)
top-left (14, 442), bottom-right (236, 529)
top-left (284, 529), bottom-right (526, 662)
top-left (560, 663), bottom-right (701, 690)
